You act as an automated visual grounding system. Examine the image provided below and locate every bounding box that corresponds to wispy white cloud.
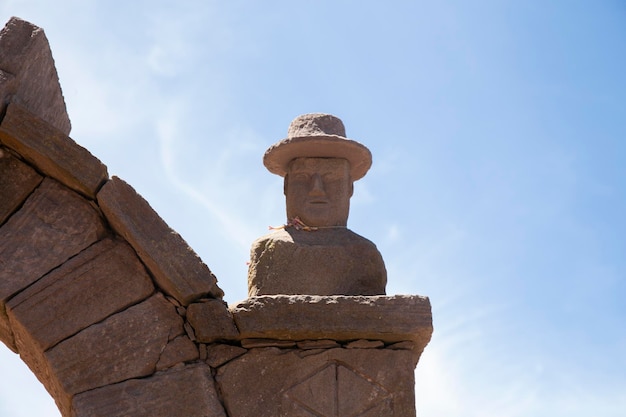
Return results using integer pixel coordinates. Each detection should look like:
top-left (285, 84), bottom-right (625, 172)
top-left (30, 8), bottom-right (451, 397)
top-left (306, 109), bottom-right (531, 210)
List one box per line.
top-left (156, 100), bottom-right (257, 250)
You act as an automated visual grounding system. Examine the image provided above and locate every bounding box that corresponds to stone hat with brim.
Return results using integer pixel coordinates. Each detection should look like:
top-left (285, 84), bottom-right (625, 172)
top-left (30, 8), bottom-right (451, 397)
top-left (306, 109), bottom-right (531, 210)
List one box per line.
top-left (263, 113), bottom-right (372, 181)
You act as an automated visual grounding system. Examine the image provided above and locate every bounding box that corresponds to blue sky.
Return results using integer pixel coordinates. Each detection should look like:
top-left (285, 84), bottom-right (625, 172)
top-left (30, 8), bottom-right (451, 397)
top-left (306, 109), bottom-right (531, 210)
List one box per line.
top-left (1, 1), bottom-right (625, 416)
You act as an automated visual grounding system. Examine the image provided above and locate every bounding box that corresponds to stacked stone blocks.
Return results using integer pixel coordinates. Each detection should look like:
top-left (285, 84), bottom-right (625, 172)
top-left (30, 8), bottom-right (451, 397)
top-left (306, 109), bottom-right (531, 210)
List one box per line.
top-left (0, 17), bottom-right (433, 417)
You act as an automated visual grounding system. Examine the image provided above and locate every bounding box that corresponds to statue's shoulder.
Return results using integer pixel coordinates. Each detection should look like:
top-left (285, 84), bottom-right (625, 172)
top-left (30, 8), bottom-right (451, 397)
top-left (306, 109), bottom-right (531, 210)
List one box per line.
top-left (338, 228), bottom-right (379, 249)
top-left (343, 228), bottom-right (374, 242)
top-left (251, 228), bottom-right (379, 253)
top-left (251, 228), bottom-right (293, 246)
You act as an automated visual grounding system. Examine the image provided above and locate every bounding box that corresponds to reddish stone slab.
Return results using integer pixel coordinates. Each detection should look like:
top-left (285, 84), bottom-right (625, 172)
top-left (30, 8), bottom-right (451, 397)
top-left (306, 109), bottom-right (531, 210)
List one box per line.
top-left (231, 295), bottom-right (433, 358)
top-left (0, 178), bottom-right (106, 351)
top-left (0, 17), bottom-right (71, 134)
top-left (155, 336), bottom-right (199, 371)
top-left (0, 102), bottom-right (108, 199)
top-left (186, 299), bottom-right (239, 343)
top-left (296, 339), bottom-right (340, 350)
top-left (43, 294), bottom-right (184, 413)
top-left (0, 68), bottom-right (17, 99)
top-left (199, 343), bottom-right (208, 360)
top-left (345, 339), bottom-right (385, 349)
top-left (72, 364), bottom-right (226, 417)
top-left (240, 339), bottom-right (296, 349)
top-left (0, 146), bottom-right (42, 225)
top-left (97, 176), bottom-right (222, 305)
top-left (1, 299), bottom-right (24, 350)
top-left (216, 347), bottom-right (417, 417)
top-left (7, 237), bottom-right (154, 352)
top-left (205, 343), bottom-right (247, 368)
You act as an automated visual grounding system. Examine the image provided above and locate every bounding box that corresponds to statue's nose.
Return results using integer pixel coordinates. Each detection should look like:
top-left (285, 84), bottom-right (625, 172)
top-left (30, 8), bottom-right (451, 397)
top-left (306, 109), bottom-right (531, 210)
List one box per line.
top-left (308, 174), bottom-right (326, 196)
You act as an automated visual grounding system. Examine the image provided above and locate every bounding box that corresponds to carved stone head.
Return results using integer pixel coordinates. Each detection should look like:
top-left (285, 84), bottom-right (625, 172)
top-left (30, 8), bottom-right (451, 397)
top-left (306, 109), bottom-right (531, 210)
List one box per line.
top-left (284, 157), bottom-right (353, 227)
top-left (264, 113), bottom-right (372, 227)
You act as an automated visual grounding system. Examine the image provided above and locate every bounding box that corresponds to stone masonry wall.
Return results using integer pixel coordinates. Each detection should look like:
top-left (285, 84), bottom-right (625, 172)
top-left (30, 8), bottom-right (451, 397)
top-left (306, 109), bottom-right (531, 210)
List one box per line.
top-left (0, 17), bottom-right (432, 417)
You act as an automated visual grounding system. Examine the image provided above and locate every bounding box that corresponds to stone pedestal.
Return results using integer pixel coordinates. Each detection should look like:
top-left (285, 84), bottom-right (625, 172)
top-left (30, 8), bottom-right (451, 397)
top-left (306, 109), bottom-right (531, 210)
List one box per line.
top-left (211, 295), bottom-right (433, 417)
top-left (218, 347), bottom-right (415, 417)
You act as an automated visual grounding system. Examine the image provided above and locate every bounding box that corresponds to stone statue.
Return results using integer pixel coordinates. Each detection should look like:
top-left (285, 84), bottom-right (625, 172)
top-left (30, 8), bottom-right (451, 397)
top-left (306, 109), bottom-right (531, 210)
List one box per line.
top-left (247, 113), bottom-right (387, 296)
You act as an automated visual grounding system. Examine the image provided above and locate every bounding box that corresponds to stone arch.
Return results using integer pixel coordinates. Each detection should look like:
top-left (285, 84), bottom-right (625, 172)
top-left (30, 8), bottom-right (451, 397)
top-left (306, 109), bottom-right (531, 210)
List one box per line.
top-left (0, 17), bottom-right (234, 417)
top-left (1, 16), bottom-right (432, 417)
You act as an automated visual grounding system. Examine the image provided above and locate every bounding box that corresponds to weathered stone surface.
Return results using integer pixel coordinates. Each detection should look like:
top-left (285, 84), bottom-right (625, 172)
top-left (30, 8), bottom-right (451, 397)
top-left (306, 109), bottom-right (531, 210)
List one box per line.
top-left (7, 237), bottom-right (154, 353)
top-left (345, 339), bottom-right (384, 349)
top-left (0, 102), bottom-right (108, 199)
top-left (186, 299), bottom-right (239, 343)
top-left (155, 335), bottom-right (199, 371)
top-left (206, 343), bottom-right (248, 368)
top-left (184, 322), bottom-right (196, 341)
top-left (165, 295), bottom-right (181, 307)
top-left (240, 339), bottom-right (297, 349)
top-left (0, 146), bottom-right (42, 224)
top-left (388, 341), bottom-right (415, 350)
top-left (97, 176), bottom-right (222, 305)
top-left (199, 343), bottom-right (208, 360)
top-left (0, 17), bottom-right (71, 134)
top-left (43, 293), bottom-right (184, 414)
top-left (0, 178), bottom-right (106, 351)
top-left (0, 68), bottom-right (16, 99)
top-left (231, 295), bottom-right (433, 354)
top-left (296, 339), bottom-right (340, 350)
top-left (72, 364), bottom-right (227, 417)
top-left (0, 322), bottom-right (17, 354)
top-left (217, 347), bottom-right (416, 417)
top-left (248, 228), bottom-right (387, 297)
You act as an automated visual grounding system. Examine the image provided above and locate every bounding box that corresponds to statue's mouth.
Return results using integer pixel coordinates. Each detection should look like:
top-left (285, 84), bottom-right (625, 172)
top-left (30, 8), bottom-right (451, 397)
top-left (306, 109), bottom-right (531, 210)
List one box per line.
top-left (308, 200), bottom-right (328, 205)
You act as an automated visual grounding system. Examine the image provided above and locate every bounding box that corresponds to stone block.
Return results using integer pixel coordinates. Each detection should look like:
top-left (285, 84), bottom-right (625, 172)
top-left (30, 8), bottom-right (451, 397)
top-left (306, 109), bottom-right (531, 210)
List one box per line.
top-left (240, 339), bottom-right (296, 349)
top-left (0, 146), bottom-right (42, 225)
top-left (72, 364), bottom-right (226, 417)
top-left (216, 347), bottom-right (417, 417)
top-left (0, 102), bottom-right (108, 199)
top-left (388, 341), bottom-right (415, 350)
top-left (345, 339), bottom-right (384, 349)
top-left (199, 343), bottom-right (208, 360)
top-left (187, 299), bottom-right (239, 343)
top-left (205, 343), bottom-right (247, 368)
top-left (7, 237), bottom-right (154, 353)
top-left (97, 176), bottom-right (222, 305)
top-left (231, 295), bottom-right (432, 356)
top-left (296, 339), bottom-right (340, 350)
top-left (184, 322), bottom-right (196, 341)
top-left (0, 68), bottom-right (17, 99)
top-left (0, 178), bottom-right (106, 351)
top-left (155, 335), bottom-right (199, 371)
top-left (0, 17), bottom-right (71, 134)
top-left (43, 293), bottom-right (184, 414)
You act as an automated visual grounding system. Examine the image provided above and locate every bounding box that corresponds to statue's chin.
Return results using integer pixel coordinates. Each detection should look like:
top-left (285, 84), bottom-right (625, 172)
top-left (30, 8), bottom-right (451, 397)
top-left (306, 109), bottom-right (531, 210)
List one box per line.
top-left (297, 216), bottom-right (347, 228)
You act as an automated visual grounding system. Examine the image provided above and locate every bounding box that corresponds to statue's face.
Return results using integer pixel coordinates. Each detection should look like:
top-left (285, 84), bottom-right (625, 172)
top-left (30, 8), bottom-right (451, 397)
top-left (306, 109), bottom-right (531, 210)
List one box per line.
top-left (285, 158), bottom-right (353, 227)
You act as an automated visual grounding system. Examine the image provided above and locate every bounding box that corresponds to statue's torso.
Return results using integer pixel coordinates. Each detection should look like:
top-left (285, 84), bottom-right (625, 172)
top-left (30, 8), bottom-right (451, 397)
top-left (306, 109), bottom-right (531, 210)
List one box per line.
top-left (247, 228), bottom-right (387, 296)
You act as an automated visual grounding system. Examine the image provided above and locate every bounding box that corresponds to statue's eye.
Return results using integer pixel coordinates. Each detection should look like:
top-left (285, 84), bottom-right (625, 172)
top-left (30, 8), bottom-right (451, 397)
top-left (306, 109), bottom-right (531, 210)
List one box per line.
top-left (294, 173), bottom-right (309, 181)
